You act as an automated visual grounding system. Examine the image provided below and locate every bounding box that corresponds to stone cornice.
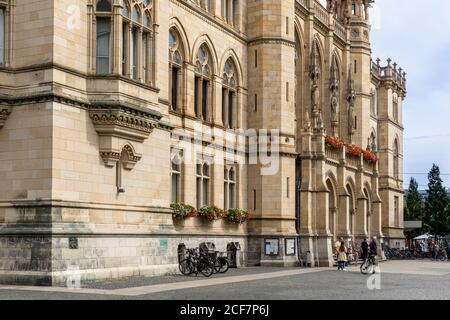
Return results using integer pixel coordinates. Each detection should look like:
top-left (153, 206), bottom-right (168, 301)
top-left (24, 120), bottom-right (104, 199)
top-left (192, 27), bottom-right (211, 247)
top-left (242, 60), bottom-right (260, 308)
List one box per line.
top-left (0, 92), bottom-right (174, 133)
top-left (248, 37), bottom-right (296, 48)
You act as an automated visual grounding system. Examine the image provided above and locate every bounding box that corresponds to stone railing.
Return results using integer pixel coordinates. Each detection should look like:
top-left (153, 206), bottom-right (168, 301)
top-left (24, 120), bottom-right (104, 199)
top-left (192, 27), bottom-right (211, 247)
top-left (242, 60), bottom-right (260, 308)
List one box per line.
top-left (371, 59), bottom-right (407, 91)
top-left (325, 147), bottom-right (340, 162)
top-left (313, 0), bottom-right (329, 25)
top-left (346, 156), bottom-right (360, 168)
top-left (334, 20), bottom-right (346, 40)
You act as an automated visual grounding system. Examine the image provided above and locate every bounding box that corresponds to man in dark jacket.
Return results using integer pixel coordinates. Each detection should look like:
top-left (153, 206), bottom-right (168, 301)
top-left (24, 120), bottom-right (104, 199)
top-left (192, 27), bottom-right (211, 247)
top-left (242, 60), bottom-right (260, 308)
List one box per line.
top-left (361, 238), bottom-right (369, 260)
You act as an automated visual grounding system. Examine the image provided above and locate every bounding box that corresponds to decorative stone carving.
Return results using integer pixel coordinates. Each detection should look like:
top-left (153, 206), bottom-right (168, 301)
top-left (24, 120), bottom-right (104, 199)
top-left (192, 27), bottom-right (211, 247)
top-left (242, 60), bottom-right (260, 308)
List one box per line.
top-left (89, 106), bottom-right (157, 142)
top-left (0, 107), bottom-right (11, 130)
top-left (330, 58), bottom-right (340, 136)
top-left (310, 43), bottom-right (321, 131)
top-left (89, 105), bottom-right (160, 168)
top-left (347, 64), bottom-right (357, 139)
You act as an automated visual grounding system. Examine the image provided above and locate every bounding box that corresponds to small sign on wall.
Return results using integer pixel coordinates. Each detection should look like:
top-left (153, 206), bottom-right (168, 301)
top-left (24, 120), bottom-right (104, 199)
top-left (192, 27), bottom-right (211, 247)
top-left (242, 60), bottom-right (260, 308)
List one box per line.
top-left (159, 238), bottom-right (168, 252)
top-left (69, 237), bottom-right (78, 250)
top-left (285, 238), bottom-right (296, 256)
top-left (264, 238), bottom-right (279, 256)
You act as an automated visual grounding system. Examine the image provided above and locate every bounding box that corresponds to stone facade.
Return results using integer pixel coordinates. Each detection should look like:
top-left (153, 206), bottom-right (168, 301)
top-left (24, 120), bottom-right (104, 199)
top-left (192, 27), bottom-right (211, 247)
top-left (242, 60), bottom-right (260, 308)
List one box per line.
top-left (0, 0), bottom-right (406, 285)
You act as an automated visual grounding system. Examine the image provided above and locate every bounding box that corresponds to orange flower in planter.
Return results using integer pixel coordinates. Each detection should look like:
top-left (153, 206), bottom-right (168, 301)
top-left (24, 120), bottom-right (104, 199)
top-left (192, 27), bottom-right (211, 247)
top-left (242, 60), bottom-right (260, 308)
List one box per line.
top-left (325, 135), bottom-right (345, 150)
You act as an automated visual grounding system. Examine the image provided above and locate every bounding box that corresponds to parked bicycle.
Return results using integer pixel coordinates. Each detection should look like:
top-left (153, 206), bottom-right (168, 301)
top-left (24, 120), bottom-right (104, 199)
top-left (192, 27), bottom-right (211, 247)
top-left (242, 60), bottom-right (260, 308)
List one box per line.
top-left (179, 248), bottom-right (215, 277)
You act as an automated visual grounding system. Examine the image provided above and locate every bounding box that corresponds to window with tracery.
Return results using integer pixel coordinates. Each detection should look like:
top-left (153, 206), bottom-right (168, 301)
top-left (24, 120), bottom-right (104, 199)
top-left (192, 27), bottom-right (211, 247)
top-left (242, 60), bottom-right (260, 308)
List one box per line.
top-left (194, 44), bottom-right (213, 121)
top-left (122, 0), bottom-right (153, 83)
top-left (169, 28), bottom-right (184, 112)
top-left (222, 58), bottom-right (237, 128)
top-left (91, 0), bottom-right (154, 81)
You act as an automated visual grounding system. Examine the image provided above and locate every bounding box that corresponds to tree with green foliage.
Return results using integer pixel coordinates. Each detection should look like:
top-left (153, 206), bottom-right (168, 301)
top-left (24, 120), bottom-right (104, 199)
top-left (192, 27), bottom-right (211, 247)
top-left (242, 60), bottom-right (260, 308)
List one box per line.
top-left (405, 177), bottom-right (424, 221)
top-left (424, 164), bottom-right (450, 237)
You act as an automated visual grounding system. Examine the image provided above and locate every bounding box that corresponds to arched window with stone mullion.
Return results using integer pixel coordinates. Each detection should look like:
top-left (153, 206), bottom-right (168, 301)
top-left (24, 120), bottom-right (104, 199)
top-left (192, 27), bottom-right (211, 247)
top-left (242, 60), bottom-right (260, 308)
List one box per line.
top-left (222, 58), bottom-right (237, 129)
top-left (169, 28), bottom-right (185, 112)
top-left (194, 44), bottom-right (213, 122)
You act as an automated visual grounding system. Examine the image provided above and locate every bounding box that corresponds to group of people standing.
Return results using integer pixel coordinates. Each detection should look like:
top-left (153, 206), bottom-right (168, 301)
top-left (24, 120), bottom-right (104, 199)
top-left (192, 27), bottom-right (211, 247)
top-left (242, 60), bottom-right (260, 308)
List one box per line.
top-left (335, 237), bottom-right (378, 271)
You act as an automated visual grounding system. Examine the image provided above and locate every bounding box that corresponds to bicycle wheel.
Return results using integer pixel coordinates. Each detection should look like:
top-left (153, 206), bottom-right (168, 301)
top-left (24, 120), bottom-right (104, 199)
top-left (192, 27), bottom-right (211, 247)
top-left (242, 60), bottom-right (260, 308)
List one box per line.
top-left (179, 259), bottom-right (195, 275)
top-left (219, 259), bottom-right (229, 274)
top-left (360, 260), bottom-right (370, 275)
top-left (198, 260), bottom-right (214, 277)
top-left (213, 258), bottom-right (221, 274)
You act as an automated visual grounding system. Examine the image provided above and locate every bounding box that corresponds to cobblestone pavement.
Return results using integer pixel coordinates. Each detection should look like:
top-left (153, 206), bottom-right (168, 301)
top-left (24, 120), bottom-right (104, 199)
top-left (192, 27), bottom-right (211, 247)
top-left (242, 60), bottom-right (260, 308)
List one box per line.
top-left (0, 260), bottom-right (449, 300)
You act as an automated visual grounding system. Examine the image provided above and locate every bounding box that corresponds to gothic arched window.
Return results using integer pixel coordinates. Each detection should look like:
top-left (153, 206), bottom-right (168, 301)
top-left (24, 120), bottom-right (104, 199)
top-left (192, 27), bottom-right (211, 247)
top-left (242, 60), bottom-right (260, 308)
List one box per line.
top-left (222, 58), bottom-right (238, 128)
top-left (169, 28), bottom-right (185, 112)
top-left (393, 96), bottom-right (399, 122)
top-left (194, 44), bottom-right (213, 121)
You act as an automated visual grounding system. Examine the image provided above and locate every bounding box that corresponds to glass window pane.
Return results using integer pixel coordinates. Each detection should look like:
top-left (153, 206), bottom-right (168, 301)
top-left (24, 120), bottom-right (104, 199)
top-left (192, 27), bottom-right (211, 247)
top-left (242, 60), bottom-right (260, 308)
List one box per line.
top-left (171, 174), bottom-right (179, 203)
top-left (96, 18), bottom-right (111, 74)
top-left (132, 7), bottom-right (140, 23)
top-left (202, 180), bottom-right (209, 206)
top-left (97, 0), bottom-right (112, 12)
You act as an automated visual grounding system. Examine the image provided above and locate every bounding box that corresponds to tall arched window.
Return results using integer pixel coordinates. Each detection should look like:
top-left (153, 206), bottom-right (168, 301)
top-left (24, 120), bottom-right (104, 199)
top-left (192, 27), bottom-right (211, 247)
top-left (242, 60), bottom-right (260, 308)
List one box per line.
top-left (224, 166), bottom-right (236, 210)
top-left (169, 28), bottom-right (185, 112)
top-left (95, 0), bottom-right (113, 74)
top-left (194, 44), bottom-right (213, 121)
top-left (222, 58), bottom-right (237, 128)
top-left (121, 0), bottom-right (153, 82)
top-left (393, 139), bottom-right (400, 182)
top-left (196, 160), bottom-right (211, 208)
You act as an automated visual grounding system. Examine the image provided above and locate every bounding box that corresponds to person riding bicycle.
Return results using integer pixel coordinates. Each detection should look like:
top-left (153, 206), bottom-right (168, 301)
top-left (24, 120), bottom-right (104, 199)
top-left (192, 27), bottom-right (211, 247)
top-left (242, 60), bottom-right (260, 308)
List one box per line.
top-left (361, 238), bottom-right (369, 260)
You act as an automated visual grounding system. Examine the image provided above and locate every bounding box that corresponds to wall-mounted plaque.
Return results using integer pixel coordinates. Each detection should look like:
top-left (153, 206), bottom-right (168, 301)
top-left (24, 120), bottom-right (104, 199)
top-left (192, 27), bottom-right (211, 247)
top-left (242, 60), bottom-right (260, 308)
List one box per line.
top-left (285, 238), bottom-right (296, 256)
top-left (69, 237), bottom-right (78, 250)
top-left (264, 238), bottom-right (279, 256)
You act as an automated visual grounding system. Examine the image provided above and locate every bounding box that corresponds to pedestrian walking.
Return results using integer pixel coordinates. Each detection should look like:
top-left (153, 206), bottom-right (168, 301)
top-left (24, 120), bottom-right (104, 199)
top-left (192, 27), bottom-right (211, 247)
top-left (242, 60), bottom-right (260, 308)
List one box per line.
top-left (337, 242), bottom-right (347, 271)
top-left (361, 238), bottom-right (369, 260)
top-left (369, 236), bottom-right (378, 265)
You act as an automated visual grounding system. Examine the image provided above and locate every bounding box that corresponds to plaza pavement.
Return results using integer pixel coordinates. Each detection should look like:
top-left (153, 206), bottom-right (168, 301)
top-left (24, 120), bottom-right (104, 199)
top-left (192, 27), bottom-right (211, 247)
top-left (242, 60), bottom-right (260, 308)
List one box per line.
top-left (0, 260), bottom-right (449, 300)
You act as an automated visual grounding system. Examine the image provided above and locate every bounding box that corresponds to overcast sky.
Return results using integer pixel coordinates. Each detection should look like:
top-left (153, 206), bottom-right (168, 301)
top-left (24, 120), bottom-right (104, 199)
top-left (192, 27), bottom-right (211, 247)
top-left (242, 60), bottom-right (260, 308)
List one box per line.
top-left (319, 0), bottom-right (450, 189)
